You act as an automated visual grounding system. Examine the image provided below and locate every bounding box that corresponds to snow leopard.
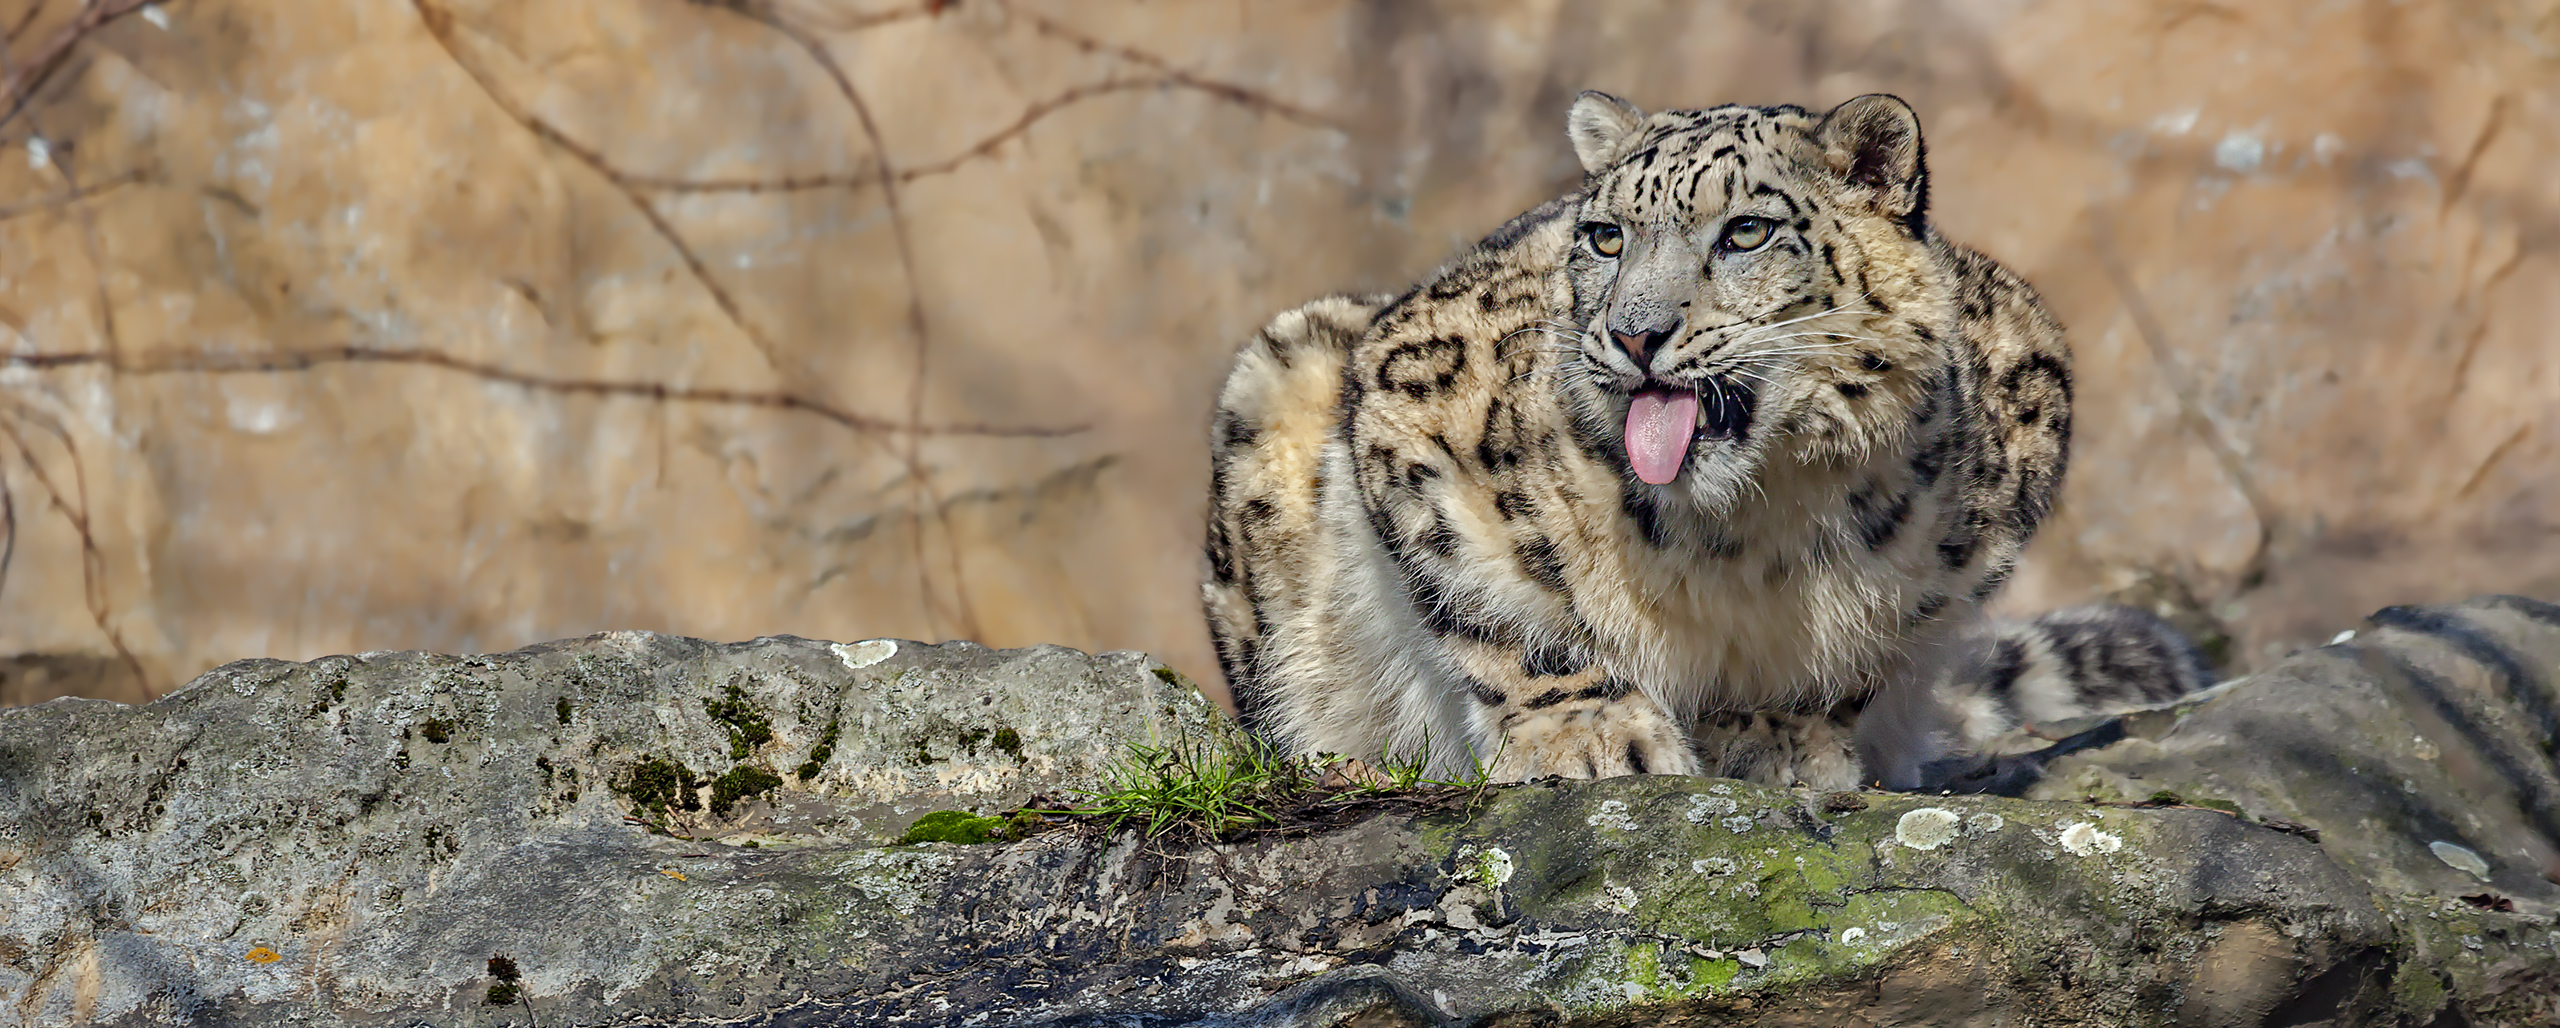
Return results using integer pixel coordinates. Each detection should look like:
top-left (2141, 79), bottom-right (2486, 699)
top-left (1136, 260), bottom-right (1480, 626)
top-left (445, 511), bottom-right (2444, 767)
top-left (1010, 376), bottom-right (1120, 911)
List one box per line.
top-left (1202, 92), bottom-right (2208, 791)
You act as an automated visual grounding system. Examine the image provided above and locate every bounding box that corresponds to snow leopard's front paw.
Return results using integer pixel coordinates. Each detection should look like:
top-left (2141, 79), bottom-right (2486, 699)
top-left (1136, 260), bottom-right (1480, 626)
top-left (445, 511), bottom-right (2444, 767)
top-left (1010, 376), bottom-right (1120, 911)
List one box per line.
top-left (1488, 692), bottom-right (1699, 781)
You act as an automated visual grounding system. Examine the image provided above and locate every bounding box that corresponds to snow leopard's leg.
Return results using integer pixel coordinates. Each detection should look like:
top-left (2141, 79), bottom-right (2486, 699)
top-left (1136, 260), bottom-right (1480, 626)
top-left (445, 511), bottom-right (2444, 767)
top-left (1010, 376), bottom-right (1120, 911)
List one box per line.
top-left (1440, 637), bottom-right (1700, 780)
top-left (1203, 295), bottom-right (1389, 736)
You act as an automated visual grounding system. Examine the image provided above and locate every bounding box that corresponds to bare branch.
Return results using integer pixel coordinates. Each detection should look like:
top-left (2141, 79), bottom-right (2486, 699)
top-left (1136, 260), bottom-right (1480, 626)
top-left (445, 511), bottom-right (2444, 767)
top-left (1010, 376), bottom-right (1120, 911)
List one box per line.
top-left (0, 405), bottom-right (151, 697)
top-left (728, 5), bottom-right (984, 640)
top-left (2091, 216), bottom-right (2274, 583)
top-left (0, 166), bottom-right (142, 221)
top-left (412, 0), bottom-right (796, 378)
top-left (1, 346), bottom-right (1086, 438)
top-left (619, 168), bottom-right (876, 194)
top-left (0, 0), bottom-right (159, 134)
top-left (1007, 4), bottom-right (1342, 130)
top-left (5, 2), bottom-right (49, 47)
top-left (892, 77), bottom-right (1164, 180)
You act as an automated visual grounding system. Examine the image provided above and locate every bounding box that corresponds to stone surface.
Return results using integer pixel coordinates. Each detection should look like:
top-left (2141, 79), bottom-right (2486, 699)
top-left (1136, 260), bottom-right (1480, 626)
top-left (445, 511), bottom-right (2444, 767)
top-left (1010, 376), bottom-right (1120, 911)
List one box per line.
top-left (4, 598), bottom-right (2558, 1026)
top-left (3, 1), bottom-right (2558, 705)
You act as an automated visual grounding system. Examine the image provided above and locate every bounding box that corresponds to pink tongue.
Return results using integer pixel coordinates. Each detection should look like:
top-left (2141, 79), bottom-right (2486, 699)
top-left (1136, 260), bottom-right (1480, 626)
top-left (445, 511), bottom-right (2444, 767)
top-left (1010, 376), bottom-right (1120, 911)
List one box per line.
top-left (1624, 388), bottom-right (1699, 485)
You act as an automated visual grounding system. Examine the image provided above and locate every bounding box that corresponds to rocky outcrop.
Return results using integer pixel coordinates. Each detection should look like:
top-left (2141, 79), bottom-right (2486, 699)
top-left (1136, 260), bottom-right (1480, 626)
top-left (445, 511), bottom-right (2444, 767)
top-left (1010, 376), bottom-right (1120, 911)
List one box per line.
top-left (4, 598), bottom-right (2558, 1027)
top-left (4, 0), bottom-right (2559, 703)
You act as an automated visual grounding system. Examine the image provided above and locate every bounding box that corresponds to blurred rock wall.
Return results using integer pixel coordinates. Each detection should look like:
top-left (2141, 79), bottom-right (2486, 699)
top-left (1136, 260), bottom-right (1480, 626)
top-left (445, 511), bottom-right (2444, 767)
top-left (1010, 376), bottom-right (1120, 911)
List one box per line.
top-left (2, 0), bottom-right (2555, 706)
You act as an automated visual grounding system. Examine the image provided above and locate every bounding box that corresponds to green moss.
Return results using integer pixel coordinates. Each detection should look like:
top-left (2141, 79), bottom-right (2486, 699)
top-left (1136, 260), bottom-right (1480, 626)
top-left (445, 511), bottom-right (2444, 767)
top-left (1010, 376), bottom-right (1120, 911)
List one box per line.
top-left (555, 697), bottom-right (573, 725)
top-left (311, 675), bottom-right (355, 716)
top-left (798, 718), bottom-right (842, 780)
top-left (708, 765), bottom-right (784, 815)
top-left (419, 717), bottom-right (454, 744)
top-left (2147, 790), bottom-right (2185, 806)
top-left (896, 810), bottom-right (1012, 845)
top-left (620, 757), bottom-right (703, 815)
top-left (2392, 963), bottom-right (2449, 1018)
top-left (485, 981), bottom-right (520, 1006)
top-left (1151, 667), bottom-right (1188, 688)
top-left (1690, 955), bottom-right (1740, 991)
top-left (992, 727), bottom-right (1024, 759)
top-left (1624, 939), bottom-right (1664, 996)
top-left (706, 681), bottom-right (775, 759)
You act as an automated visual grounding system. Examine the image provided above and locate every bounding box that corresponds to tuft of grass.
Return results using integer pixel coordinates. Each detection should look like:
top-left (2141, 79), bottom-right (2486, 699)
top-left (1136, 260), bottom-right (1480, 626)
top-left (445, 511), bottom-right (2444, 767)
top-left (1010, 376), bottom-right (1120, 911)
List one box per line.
top-left (485, 955), bottom-right (522, 1005)
top-left (1038, 731), bottom-right (1492, 841)
top-left (1067, 738), bottom-right (1294, 838)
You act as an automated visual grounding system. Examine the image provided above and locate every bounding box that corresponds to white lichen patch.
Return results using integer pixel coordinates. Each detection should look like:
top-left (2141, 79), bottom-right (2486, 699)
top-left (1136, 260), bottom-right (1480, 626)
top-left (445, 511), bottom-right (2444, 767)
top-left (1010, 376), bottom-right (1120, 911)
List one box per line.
top-left (1454, 845), bottom-right (1514, 888)
top-left (1586, 800), bottom-right (1637, 832)
top-left (833, 640), bottom-right (897, 670)
top-left (2429, 840), bottom-right (2490, 881)
top-left (2058, 822), bottom-right (2124, 856)
top-left (1604, 884), bottom-right (1638, 913)
top-left (1896, 808), bottom-right (1962, 850)
top-left (1721, 814), bottom-right (1756, 834)
top-left (827, 847), bottom-right (954, 917)
top-left (1964, 812), bottom-right (2006, 835)
top-left (1690, 856), bottom-right (1738, 877)
top-left (2214, 130), bottom-right (2266, 173)
top-left (1685, 794), bottom-right (1739, 824)
top-left (1840, 926), bottom-right (1867, 944)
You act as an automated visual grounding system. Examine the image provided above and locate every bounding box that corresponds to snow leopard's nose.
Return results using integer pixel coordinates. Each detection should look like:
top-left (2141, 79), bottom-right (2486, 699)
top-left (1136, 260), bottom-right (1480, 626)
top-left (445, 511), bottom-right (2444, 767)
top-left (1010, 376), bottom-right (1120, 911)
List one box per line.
top-left (1611, 317), bottom-right (1681, 367)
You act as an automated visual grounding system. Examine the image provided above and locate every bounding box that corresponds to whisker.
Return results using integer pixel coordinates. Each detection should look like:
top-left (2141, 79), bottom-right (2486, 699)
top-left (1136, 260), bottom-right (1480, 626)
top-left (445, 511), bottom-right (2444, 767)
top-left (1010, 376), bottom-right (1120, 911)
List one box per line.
top-left (1723, 345), bottom-right (1852, 361)
top-left (1727, 292), bottom-right (1876, 339)
top-left (1742, 331), bottom-right (1881, 344)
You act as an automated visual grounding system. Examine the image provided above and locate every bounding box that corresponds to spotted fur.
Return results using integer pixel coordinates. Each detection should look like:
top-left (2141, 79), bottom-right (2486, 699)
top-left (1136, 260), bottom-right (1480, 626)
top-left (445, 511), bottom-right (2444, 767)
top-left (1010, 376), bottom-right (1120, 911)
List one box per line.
top-left (1941, 604), bottom-right (2216, 749)
top-left (1204, 93), bottom-right (2196, 790)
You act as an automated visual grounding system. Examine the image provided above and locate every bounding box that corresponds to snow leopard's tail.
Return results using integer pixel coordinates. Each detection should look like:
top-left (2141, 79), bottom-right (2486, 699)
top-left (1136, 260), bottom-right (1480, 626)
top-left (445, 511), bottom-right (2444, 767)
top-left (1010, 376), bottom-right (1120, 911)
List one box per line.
top-left (1940, 604), bottom-right (2217, 749)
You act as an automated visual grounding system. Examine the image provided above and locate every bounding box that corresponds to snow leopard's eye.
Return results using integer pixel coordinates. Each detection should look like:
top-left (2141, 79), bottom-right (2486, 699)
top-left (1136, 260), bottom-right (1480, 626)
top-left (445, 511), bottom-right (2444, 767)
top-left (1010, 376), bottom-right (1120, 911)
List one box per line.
top-left (1584, 223), bottom-right (1624, 258)
top-left (1719, 216), bottom-right (1775, 252)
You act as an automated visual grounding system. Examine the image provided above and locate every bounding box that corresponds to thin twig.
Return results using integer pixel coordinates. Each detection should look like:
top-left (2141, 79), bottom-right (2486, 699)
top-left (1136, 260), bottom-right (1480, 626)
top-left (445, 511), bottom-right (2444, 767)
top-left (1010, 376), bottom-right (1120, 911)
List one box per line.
top-left (0, 166), bottom-right (143, 220)
top-left (2091, 216), bottom-right (2274, 584)
top-left (723, 5), bottom-right (981, 640)
top-left (1006, 4), bottom-right (1341, 130)
top-left (413, 0), bottom-right (795, 378)
top-left (0, 0), bottom-right (159, 134)
top-left (1, 345), bottom-right (1084, 438)
top-left (0, 405), bottom-right (150, 696)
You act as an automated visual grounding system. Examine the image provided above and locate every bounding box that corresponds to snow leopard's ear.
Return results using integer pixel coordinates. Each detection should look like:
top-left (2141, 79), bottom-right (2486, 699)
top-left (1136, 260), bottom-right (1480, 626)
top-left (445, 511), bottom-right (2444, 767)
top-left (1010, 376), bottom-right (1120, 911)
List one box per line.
top-left (1568, 91), bottom-right (1647, 174)
top-left (1816, 94), bottom-right (1929, 226)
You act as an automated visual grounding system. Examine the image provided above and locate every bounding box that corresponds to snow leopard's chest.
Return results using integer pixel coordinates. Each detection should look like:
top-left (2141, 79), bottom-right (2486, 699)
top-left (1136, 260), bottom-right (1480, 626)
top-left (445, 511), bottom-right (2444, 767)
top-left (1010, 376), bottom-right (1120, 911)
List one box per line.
top-left (1343, 225), bottom-right (1998, 712)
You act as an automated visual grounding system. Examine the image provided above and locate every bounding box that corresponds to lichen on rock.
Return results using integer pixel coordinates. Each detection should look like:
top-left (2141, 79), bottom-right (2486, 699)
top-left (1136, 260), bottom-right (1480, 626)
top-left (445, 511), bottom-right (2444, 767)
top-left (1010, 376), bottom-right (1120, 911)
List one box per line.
top-left (3, 597), bottom-right (2559, 1025)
